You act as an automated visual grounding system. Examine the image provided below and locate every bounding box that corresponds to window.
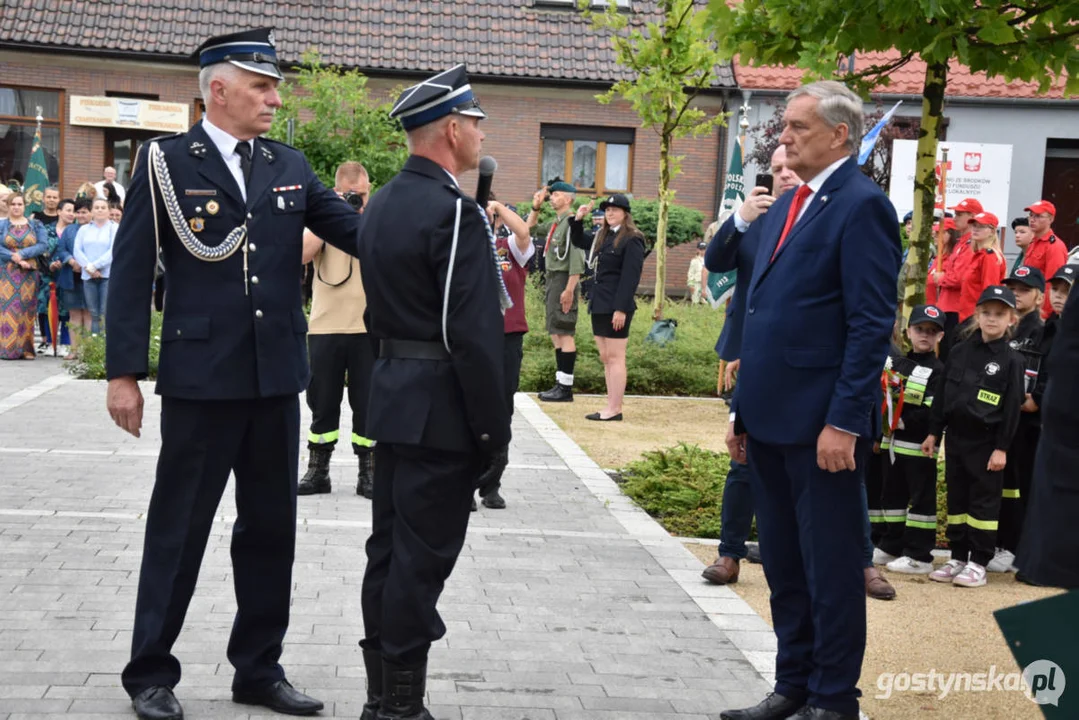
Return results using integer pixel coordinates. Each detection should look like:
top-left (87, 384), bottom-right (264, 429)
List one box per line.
top-left (540, 125), bottom-right (634, 195)
top-left (0, 86), bottom-right (62, 188)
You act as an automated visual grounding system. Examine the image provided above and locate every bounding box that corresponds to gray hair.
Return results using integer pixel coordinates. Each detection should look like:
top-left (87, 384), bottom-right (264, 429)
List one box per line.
top-left (787, 81), bottom-right (864, 154)
top-left (198, 63), bottom-right (242, 104)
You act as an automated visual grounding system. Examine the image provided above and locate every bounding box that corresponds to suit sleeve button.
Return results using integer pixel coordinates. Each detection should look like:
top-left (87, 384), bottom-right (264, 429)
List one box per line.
top-left (255, 310), bottom-right (263, 319)
top-left (480, 433), bottom-right (490, 442)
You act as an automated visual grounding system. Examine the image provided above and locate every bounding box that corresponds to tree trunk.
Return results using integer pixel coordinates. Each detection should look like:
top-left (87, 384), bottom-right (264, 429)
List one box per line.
top-left (898, 61), bottom-right (947, 338)
top-left (653, 130), bottom-right (672, 320)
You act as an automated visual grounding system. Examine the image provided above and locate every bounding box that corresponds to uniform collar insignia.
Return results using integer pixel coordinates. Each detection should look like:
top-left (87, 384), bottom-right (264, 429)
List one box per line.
top-left (260, 144), bottom-right (275, 164)
top-left (189, 140), bottom-right (208, 158)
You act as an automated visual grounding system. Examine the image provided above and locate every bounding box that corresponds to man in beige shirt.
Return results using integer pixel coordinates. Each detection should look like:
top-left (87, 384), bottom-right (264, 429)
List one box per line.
top-left (298, 161), bottom-right (375, 497)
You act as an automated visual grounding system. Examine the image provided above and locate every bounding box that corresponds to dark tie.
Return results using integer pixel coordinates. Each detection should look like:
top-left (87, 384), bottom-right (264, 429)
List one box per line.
top-left (771, 184), bottom-right (813, 261)
top-left (235, 141), bottom-right (252, 187)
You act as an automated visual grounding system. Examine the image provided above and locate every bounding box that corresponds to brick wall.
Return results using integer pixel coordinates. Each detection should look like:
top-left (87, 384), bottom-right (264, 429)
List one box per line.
top-left (0, 52), bottom-right (727, 294)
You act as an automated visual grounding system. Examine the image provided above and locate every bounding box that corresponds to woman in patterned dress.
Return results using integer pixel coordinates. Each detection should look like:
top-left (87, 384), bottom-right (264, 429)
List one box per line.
top-left (0, 194), bottom-right (49, 360)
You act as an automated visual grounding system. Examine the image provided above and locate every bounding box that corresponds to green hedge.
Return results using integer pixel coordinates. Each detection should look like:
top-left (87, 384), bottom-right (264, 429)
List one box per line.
top-left (520, 277), bottom-right (725, 396)
top-left (514, 197), bottom-right (705, 249)
top-left (67, 312), bottom-right (163, 380)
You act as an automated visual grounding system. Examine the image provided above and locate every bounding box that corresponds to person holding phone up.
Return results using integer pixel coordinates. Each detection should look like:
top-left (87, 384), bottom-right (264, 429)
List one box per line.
top-left (567, 193), bottom-right (646, 421)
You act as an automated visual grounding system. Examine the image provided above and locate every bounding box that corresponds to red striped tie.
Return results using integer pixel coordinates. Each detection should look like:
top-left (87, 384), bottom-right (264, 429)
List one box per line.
top-left (771, 184), bottom-right (813, 262)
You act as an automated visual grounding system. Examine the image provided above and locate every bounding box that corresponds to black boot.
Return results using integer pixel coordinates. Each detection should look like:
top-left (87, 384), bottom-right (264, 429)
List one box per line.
top-left (356, 448), bottom-right (375, 498)
top-left (298, 445), bottom-right (333, 495)
top-left (360, 647), bottom-right (382, 720)
top-left (538, 383), bottom-right (573, 402)
top-left (376, 660), bottom-right (434, 720)
top-left (481, 488), bottom-right (506, 509)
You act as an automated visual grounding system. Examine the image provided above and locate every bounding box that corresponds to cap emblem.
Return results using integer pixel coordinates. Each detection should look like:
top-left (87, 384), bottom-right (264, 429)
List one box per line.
top-left (924, 306), bottom-right (940, 318)
top-left (1016, 267), bottom-right (1030, 277)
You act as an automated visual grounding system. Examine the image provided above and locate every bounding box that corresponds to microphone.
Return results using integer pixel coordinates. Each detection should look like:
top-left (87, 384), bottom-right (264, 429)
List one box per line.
top-left (475, 155), bottom-right (497, 208)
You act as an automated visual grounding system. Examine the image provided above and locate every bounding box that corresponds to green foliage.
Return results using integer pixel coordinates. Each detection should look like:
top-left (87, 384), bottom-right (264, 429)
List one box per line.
top-left (268, 51), bottom-right (408, 188)
top-left (519, 277), bottom-right (724, 396)
top-left (619, 443), bottom-right (746, 539)
top-left (66, 313), bottom-right (163, 380)
top-left (513, 197), bottom-right (704, 249)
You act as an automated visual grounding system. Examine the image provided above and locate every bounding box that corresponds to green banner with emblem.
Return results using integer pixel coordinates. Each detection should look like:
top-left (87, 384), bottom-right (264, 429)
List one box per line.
top-left (706, 139), bottom-right (744, 308)
top-left (23, 124), bottom-right (50, 215)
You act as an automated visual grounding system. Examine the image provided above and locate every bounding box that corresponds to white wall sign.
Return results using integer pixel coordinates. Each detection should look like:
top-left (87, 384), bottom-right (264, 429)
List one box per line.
top-left (889, 140), bottom-right (1013, 222)
top-left (69, 96), bottom-right (190, 133)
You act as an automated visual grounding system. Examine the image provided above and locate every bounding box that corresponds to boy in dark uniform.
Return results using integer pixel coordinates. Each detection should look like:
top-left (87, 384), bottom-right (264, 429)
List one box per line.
top-left (356, 65), bottom-right (511, 720)
top-left (875, 305), bottom-right (946, 575)
top-left (922, 286), bottom-right (1025, 588)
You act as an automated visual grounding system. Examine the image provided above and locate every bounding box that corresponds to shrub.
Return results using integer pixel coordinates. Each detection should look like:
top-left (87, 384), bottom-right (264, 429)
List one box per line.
top-left (519, 276), bottom-right (726, 396)
top-left (66, 312), bottom-right (163, 380)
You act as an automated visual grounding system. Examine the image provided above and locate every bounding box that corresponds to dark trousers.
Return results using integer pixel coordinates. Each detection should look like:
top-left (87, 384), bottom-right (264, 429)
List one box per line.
top-left (306, 333), bottom-right (376, 449)
top-left (748, 437), bottom-right (868, 716)
top-left (940, 311), bottom-right (961, 364)
top-left (998, 420), bottom-right (1039, 553)
top-left (482, 331), bottom-right (524, 491)
top-left (865, 448), bottom-right (886, 546)
top-left (361, 443), bottom-right (480, 664)
top-left (122, 395), bottom-right (300, 697)
top-left (944, 433), bottom-right (1003, 567)
top-left (718, 459), bottom-right (752, 560)
top-left (878, 452), bottom-right (939, 562)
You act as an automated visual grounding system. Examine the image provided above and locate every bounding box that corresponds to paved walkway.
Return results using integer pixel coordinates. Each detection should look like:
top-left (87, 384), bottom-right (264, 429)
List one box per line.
top-left (0, 358), bottom-right (775, 719)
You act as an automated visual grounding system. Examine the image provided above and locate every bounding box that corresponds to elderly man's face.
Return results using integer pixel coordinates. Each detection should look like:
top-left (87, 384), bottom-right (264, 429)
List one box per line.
top-left (778, 95), bottom-right (849, 179)
top-left (550, 190), bottom-right (574, 213)
top-left (220, 70), bottom-right (282, 138)
top-left (769, 145), bottom-right (802, 195)
top-left (103, 167), bottom-right (117, 181)
top-left (43, 189), bottom-right (59, 211)
top-left (450, 115), bottom-right (484, 174)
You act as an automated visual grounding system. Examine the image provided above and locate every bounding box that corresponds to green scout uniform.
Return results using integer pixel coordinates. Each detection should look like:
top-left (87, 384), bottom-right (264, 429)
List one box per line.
top-left (543, 212), bottom-right (586, 336)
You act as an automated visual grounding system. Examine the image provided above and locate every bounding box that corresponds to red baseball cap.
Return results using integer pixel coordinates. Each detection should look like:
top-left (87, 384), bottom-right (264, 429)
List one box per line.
top-left (942, 217), bottom-right (957, 232)
top-left (950, 198), bottom-right (983, 214)
top-left (1024, 200), bottom-right (1056, 216)
top-left (972, 211), bottom-right (999, 228)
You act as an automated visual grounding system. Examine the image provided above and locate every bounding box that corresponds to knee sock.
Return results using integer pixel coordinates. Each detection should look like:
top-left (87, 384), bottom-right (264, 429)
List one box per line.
top-left (555, 349), bottom-right (564, 380)
top-left (558, 351), bottom-right (576, 386)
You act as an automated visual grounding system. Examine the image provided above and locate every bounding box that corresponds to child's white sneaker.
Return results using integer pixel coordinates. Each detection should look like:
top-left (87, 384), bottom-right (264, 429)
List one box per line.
top-left (986, 548), bottom-right (1016, 573)
top-left (953, 561), bottom-right (988, 588)
top-left (872, 547), bottom-right (897, 565)
top-left (886, 556), bottom-right (934, 575)
top-left (929, 559), bottom-right (966, 583)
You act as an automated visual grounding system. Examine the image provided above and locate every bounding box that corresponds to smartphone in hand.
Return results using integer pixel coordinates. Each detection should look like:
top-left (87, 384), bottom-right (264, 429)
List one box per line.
top-left (754, 173), bottom-right (774, 194)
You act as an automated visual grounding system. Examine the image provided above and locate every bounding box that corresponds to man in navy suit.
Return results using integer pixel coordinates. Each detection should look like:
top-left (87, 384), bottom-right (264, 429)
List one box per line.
top-left (718, 81), bottom-right (901, 720)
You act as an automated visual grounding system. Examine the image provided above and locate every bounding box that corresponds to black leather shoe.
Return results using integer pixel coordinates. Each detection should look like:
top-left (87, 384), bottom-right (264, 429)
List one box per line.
top-left (746, 543), bottom-right (763, 564)
top-left (481, 489), bottom-right (506, 509)
top-left (720, 692), bottom-right (803, 720)
top-left (132, 686), bottom-right (183, 720)
top-left (786, 706), bottom-right (858, 719)
top-left (471, 496), bottom-right (478, 512)
top-left (538, 383), bottom-right (573, 402)
top-left (233, 679), bottom-right (324, 716)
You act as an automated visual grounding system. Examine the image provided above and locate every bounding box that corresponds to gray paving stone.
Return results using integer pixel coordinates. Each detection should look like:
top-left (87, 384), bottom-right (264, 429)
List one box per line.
top-left (0, 365), bottom-right (773, 716)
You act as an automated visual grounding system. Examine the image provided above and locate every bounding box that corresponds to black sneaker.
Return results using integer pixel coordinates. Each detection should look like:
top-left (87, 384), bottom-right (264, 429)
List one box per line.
top-left (538, 383), bottom-right (573, 402)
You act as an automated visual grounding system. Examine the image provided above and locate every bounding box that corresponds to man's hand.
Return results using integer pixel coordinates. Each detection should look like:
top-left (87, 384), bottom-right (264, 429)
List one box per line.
top-left (723, 358), bottom-right (740, 392)
top-left (476, 445), bottom-right (509, 495)
top-left (560, 288), bottom-right (573, 314)
top-left (612, 310), bottom-right (626, 331)
top-left (817, 425), bottom-right (856, 473)
top-left (575, 200), bottom-right (595, 221)
top-left (107, 376), bottom-right (144, 438)
top-left (726, 423), bottom-right (747, 464)
top-left (921, 435), bottom-right (937, 457)
top-left (532, 188), bottom-right (548, 210)
top-left (1021, 393), bottom-right (1038, 413)
top-left (736, 186), bottom-right (776, 224)
top-left (988, 449), bottom-right (1007, 472)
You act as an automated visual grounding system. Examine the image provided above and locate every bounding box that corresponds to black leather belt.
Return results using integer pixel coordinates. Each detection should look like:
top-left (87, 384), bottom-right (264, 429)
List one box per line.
top-left (379, 339), bottom-right (450, 361)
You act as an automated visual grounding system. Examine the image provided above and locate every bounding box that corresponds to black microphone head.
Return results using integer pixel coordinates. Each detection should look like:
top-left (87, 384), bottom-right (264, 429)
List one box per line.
top-left (479, 156), bottom-right (497, 176)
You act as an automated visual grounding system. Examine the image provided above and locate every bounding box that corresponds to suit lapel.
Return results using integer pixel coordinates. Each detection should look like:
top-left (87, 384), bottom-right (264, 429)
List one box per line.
top-left (246, 139), bottom-right (284, 208)
top-left (190, 122), bottom-right (244, 206)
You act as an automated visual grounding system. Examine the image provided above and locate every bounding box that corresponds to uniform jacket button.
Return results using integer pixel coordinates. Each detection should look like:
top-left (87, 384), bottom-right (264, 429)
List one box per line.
top-left (255, 309), bottom-right (263, 319)
top-left (248, 243), bottom-right (257, 252)
top-left (480, 433), bottom-right (490, 442)
top-left (251, 276), bottom-right (259, 285)
top-left (247, 212), bottom-right (253, 220)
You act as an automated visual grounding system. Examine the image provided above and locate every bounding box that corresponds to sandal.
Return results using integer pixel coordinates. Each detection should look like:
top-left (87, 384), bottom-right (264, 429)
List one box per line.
top-left (22, 352), bottom-right (36, 360)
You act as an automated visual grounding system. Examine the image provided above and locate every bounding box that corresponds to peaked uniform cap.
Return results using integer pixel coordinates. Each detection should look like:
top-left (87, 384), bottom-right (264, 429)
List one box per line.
top-left (195, 27), bottom-right (284, 81)
top-left (390, 64), bottom-right (486, 131)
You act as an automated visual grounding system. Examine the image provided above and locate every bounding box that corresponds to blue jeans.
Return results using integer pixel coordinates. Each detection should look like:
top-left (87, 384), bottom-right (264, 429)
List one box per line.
top-left (83, 277), bottom-right (109, 335)
top-left (719, 459), bottom-right (753, 560)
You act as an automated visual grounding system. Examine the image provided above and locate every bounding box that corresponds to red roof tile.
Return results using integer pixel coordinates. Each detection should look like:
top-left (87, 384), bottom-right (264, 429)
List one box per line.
top-left (0, 0), bottom-right (735, 88)
top-left (735, 49), bottom-right (1068, 100)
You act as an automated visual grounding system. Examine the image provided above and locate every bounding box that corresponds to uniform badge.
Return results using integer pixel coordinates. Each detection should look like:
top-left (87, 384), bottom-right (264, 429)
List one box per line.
top-left (206, 200), bottom-right (220, 215)
top-left (1015, 266), bottom-right (1031, 277)
top-left (985, 362), bottom-right (1000, 376)
top-left (268, 29), bottom-right (276, 47)
top-left (189, 217), bottom-right (205, 233)
top-left (277, 196), bottom-right (286, 211)
top-left (924, 305), bottom-right (941, 318)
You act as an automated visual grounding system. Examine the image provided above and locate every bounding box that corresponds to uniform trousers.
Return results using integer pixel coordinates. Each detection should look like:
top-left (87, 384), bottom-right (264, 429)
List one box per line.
top-left (361, 443), bottom-right (481, 664)
top-left (944, 432), bottom-right (1004, 567)
top-left (306, 333), bottom-right (376, 449)
top-left (865, 448), bottom-right (886, 546)
top-left (998, 419), bottom-right (1040, 553)
top-left (748, 437), bottom-right (868, 716)
top-left (122, 395), bottom-right (300, 697)
top-left (483, 331), bottom-right (524, 491)
top-left (878, 453), bottom-right (939, 562)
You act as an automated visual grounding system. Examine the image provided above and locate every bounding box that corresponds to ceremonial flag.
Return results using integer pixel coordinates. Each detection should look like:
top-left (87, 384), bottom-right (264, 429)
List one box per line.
top-left (858, 100), bottom-right (903, 166)
top-left (706, 139), bottom-right (744, 308)
top-left (23, 123), bottom-right (50, 215)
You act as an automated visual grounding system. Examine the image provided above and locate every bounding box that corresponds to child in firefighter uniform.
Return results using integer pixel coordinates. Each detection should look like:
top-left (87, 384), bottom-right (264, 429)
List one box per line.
top-left (922, 286), bottom-right (1025, 588)
top-left (873, 305), bottom-right (946, 575)
top-left (991, 266), bottom-right (1056, 572)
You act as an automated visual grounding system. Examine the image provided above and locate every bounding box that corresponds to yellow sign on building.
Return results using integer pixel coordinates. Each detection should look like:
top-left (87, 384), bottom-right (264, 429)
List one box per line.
top-left (69, 96), bottom-right (189, 133)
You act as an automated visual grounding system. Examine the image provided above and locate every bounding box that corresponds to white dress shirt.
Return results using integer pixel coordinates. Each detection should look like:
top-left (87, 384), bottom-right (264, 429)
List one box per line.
top-left (201, 117), bottom-right (255, 202)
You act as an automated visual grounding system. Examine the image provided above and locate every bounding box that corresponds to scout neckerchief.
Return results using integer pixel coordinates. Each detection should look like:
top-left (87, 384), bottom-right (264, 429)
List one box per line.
top-left (544, 212), bottom-right (571, 261)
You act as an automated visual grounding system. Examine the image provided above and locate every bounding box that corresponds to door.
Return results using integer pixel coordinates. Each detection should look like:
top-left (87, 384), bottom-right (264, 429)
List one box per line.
top-left (1041, 156), bottom-right (1079, 251)
top-left (105, 129), bottom-right (158, 188)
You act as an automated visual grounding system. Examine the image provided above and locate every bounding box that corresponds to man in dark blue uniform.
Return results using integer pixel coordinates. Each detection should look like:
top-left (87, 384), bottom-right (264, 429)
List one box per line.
top-left (105, 28), bottom-right (361, 720)
top-left (356, 65), bottom-right (511, 720)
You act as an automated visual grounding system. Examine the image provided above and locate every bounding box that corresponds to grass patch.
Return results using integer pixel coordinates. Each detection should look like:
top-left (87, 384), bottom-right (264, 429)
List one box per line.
top-left (520, 277), bottom-right (725, 396)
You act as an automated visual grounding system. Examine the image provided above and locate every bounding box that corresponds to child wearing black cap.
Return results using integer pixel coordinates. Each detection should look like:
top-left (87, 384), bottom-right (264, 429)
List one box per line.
top-left (922, 286), bottom-right (1025, 588)
top-left (1048, 265), bottom-right (1075, 321)
top-left (873, 305), bottom-right (947, 575)
top-left (991, 266), bottom-right (1052, 571)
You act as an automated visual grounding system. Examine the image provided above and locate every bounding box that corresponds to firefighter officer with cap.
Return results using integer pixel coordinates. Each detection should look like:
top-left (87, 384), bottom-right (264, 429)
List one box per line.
top-left (104, 27), bottom-right (362, 720)
top-left (355, 64), bottom-right (511, 720)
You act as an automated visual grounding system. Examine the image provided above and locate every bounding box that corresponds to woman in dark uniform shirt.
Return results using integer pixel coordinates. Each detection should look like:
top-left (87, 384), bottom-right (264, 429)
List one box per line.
top-left (569, 193), bottom-right (646, 422)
